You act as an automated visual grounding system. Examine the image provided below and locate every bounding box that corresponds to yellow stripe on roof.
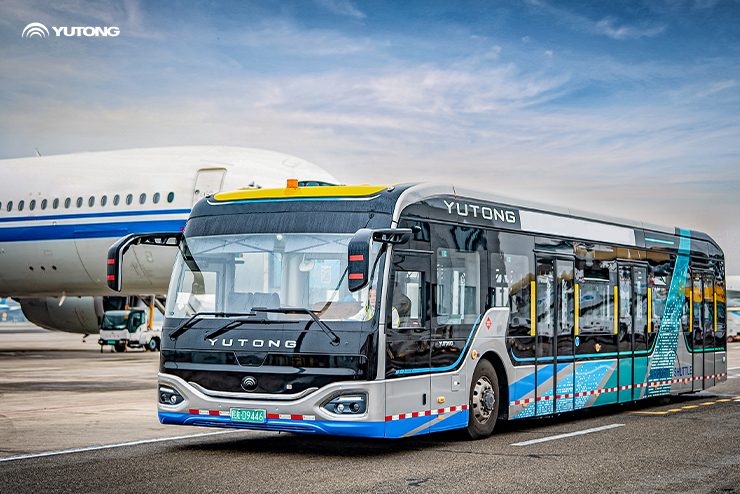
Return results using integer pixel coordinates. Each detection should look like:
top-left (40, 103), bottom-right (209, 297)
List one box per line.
top-left (213, 185), bottom-right (389, 202)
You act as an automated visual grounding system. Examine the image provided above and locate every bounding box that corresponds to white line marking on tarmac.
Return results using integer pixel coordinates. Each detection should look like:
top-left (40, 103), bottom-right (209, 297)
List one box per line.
top-left (0, 430), bottom-right (242, 463)
top-left (511, 424), bottom-right (625, 447)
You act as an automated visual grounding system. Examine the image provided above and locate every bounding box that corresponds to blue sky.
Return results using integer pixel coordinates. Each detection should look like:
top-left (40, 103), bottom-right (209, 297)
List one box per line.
top-left (1, 0), bottom-right (739, 268)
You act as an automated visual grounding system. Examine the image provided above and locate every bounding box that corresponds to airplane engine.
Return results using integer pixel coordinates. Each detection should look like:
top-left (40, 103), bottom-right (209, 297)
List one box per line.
top-left (17, 296), bottom-right (105, 334)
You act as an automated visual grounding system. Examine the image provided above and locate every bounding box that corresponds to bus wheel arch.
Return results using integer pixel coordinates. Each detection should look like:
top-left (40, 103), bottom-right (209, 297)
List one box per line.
top-left (480, 351), bottom-right (509, 421)
top-left (465, 358), bottom-right (500, 440)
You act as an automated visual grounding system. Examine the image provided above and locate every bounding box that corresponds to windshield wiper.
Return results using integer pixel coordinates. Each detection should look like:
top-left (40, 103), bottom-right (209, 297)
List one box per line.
top-left (169, 312), bottom-right (255, 340)
top-left (203, 316), bottom-right (260, 341)
top-left (251, 307), bottom-right (340, 346)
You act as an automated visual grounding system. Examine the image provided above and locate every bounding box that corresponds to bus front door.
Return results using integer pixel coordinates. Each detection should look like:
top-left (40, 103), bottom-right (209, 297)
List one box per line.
top-left (384, 251), bottom-right (432, 437)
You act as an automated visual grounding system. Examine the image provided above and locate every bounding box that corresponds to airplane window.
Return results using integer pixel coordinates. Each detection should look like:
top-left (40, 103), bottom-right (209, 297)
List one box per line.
top-left (18, 200), bottom-right (24, 211)
top-left (6, 201), bottom-right (12, 212)
top-left (113, 195), bottom-right (120, 206)
top-left (88, 196), bottom-right (95, 207)
top-left (41, 199), bottom-right (47, 210)
top-left (167, 192), bottom-right (175, 203)
top-left (126, 194), bottom-right (133, 205)
top-left (139, 193), bottom-right (146, 204)
top-left (30, 200), bottom-right (36, 211)
top-left (0, 202), bottom-right (2, 211)
top-left (153, 192), bottom-right (160, 204)
top-left (53, 198), bottom-right (59, 209)
top-left (76, 197), bottom-right (83, 208)
top-left (65, 198), bottom-right (71, 208)
top-left (101, 195), bottom-right (107, 207)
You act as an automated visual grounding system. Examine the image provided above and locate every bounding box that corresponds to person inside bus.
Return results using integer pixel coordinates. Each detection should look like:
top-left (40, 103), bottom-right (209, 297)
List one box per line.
top-left (350, 288), bottom-right (401, 327)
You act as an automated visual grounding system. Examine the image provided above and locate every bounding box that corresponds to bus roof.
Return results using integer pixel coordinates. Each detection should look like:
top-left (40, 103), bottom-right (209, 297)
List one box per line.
top-left (201, 182), bottom-right (721, 257)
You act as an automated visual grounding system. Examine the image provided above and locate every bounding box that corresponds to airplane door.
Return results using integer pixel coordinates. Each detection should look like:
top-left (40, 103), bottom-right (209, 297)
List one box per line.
top-left (193, 168), bottom-right (226, 205)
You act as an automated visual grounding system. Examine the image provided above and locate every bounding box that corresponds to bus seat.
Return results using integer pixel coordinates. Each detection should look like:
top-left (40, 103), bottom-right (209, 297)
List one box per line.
top-left (252, 292), bottom-right (280, 309)
top-left (226, 292), bottom-right (254, 313)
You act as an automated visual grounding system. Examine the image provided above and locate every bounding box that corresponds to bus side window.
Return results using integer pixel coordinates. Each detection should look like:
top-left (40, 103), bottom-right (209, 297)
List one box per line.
top-left (392, 271), bottom-right (422, 328)
top-left (491, 252), bottom-right (531, 336)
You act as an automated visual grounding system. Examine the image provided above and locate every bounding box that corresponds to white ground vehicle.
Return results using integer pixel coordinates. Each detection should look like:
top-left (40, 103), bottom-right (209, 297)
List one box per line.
top-left (99, 309), bottom-right (162, 352)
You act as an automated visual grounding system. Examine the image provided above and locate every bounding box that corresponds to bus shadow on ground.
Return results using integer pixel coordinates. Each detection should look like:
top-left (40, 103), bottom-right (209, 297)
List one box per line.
top-left (173, 394), bottom-right (717, 458)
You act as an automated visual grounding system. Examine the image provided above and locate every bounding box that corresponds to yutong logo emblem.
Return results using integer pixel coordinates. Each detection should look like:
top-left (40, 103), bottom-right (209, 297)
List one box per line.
top-left (443, 200), bottom-right (517, 224)
top-left (22, 22), bottom-right (120, 37)
top-left (207, 338), bottom-right (297, 349)
top-left (22, 23), bottom-right (49, 38)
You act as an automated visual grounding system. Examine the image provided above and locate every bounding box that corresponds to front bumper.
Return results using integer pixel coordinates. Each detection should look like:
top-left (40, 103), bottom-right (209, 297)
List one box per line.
top-left (157, 373), bottom-right (386, 438)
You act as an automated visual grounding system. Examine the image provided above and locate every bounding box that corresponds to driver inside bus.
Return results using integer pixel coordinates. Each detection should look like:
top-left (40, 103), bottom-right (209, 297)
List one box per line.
top-left (350, 288), bottom-right (402, 327)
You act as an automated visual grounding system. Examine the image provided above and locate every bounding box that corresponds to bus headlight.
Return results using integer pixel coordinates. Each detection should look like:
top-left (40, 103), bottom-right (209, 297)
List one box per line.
top-left (159, 386), bottom-right (184, 406)
top-left (323, 393), bottom-right (367, 415)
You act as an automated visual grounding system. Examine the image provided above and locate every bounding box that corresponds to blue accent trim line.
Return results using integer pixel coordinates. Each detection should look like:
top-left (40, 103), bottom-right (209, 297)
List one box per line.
top-left (394, 314), bottom-right (481, 375)
top-left (0, 208), bottom-right (190, 224)
top-left (0, 219), bottom-right (187, 242)
top-left (509, 351), bottom-right (619, 362)
top-left (158, 412), bottom-right (385, 438)
top-left (644, 237), bottom-right (675, 245)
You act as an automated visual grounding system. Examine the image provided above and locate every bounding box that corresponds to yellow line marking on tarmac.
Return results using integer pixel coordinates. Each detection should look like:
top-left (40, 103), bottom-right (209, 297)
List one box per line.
top-left (700, 402), bottom-right (715, 405)
top-left (682, 405), bottom-right (699, 409)
top-left (624, 411), bottom-right (669, 415)
top-left (717, 399), bottom-right (731, 402)
top-left (667, 409), bottom-right (682, 412)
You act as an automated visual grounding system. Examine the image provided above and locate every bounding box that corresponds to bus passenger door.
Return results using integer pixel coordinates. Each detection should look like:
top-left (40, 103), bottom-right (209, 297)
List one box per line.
top-left (693, 273), bottom-right (704, 391)
top-left (617, 264), bottom-right (633, 403)
top-left (535, 257), bottom-right (575, 416)
top-left (633, 267), bottom-right (649, 399)
top-left (554, 259), bottom-right (575, 413)
top-left (535, 258), bottom-right (555, 416)
top-left (703, 272), bottom-right (716, 388)
top-left (384, 251), bottom-right (432, 437)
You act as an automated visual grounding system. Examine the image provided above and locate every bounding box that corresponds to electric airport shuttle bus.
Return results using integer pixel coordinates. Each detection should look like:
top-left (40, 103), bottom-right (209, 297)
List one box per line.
top-left (107, 183), bottom-right (727, 439)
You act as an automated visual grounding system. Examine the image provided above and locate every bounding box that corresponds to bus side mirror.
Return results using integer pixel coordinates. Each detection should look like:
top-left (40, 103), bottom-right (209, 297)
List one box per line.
top-left (348, 229), bottom-right (373, 292)
top-left (107, 232), bottom-right (182, 292)
top-left (347, 227), bottom-right (417, 292)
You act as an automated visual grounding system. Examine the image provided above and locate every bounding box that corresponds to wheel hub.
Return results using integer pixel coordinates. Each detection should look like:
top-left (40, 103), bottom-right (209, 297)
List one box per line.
top-left (472, 376), bottom-right (495, 423)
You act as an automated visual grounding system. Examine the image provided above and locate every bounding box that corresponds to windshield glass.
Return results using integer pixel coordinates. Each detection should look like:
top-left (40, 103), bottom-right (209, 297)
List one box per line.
top-left (101, 311), bottom-right (129, 330)
top-left (165, 233), bottom-right (383, 322)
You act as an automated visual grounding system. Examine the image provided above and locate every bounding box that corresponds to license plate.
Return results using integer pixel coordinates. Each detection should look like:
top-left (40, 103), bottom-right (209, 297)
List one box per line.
top-left (230, 408), bottom-right (266, 423)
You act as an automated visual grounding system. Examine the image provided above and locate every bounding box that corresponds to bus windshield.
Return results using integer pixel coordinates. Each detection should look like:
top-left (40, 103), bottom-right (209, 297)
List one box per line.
top-left (165, 233), bottom-right (382, 322)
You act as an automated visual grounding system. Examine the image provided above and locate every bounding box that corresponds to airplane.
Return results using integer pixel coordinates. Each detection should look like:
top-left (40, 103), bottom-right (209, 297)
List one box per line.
top-left (0, 146), bottom-right (338, 334)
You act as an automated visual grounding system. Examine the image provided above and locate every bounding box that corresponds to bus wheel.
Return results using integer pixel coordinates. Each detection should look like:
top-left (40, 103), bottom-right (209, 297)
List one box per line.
top-left (147, 338), bottom-right (160, 352)
top-left (113, 342), bottom-right (126, 353)
top-left (466, 359), bottom-right (499, 440)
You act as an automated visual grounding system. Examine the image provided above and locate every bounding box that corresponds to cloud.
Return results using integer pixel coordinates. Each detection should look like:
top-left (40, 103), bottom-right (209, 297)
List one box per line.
top-left (526, 0), bottom-right (666, 40)
top-left (312, 0), bottom-right (366, 19)
top-left (593, 17), bottom-right (666, 40)
top-left (696, 80), bottom-right (737, 98)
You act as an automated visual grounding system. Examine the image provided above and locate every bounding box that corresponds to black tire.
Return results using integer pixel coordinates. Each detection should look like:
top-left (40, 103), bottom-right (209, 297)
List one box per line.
top-left (465, 359), bottom-right (500, 440)
top-left (147, 338), bottom-right (160, 352)
top-left (113, 342), bottom-right (126, 353)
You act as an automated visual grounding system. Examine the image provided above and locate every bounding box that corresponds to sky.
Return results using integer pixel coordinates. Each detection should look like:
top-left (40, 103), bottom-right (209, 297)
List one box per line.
top-left (1, 0), bottom-right (739, 270)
